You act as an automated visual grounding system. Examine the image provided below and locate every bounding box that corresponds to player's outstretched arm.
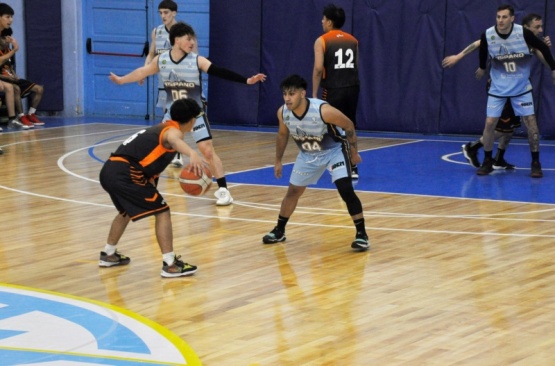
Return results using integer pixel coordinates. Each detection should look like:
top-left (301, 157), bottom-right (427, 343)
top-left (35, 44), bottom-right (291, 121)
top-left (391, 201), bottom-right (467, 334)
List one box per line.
top-left (109, 58), bottom-right (160, 85)
top-left (442, 40), bottom-right (481, 68)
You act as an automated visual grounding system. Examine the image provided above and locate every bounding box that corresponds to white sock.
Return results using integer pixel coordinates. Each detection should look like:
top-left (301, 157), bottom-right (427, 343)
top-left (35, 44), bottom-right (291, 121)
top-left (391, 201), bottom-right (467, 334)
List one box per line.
top-left (28, 107), bottom-right (36, 115)
top-left (163, 252), bottom-right (175, 266)
top-left (18, 113), bottom-right (24, 118)
top-left (104, 244), bottom-right (117, 256)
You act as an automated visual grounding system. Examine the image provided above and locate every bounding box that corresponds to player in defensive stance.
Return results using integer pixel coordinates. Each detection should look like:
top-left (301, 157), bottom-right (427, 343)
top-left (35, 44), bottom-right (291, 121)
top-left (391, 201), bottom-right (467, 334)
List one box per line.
top-left (109, 22), bottom-right (266, 205)
top-left (262, 75), bottom-right (369, 251)
top-left (99, 98), bottom-right (204, 278)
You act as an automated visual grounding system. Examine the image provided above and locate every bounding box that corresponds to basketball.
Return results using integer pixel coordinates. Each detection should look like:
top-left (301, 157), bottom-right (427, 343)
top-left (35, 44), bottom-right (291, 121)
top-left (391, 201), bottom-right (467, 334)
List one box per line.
top-left (179, 165), bottom-right (213, 196)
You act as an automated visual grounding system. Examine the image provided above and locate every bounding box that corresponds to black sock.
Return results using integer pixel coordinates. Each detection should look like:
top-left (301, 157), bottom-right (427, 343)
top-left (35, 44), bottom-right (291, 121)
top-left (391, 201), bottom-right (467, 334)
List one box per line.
top-left (216, 177), bottom-right (227, 189)
top-left (532, 151), bottom-right (539, 162)
top-left (8, 115), bottom-right (15, 121)
top-left (354, 218), bottom-right (366, 236)
top-left (469, 141), bottom-right (483, 150)
top-left (495, 148), bottom-right (505, 161)
top-left (484, 150), bottom-right (493, 159)
top-left (277, 215), bottom-right (289, 231)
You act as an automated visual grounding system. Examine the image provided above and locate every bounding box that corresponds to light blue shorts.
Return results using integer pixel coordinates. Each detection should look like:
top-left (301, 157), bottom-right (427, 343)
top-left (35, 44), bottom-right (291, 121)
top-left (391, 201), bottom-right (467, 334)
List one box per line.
top-left (290, 147), bottom-right (349, 186)
top-left (162, 111), bottom-right (212, 143)
top-left (487, 93), bottom-right (534, 117)
top-left (156, 89), bottom-right (166, 109)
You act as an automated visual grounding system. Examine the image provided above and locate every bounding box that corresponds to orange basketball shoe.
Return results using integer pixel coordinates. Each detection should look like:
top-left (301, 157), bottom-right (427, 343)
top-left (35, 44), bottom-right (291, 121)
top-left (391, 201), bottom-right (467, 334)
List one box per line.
top-left (27, 113), bottom-right (44, 126)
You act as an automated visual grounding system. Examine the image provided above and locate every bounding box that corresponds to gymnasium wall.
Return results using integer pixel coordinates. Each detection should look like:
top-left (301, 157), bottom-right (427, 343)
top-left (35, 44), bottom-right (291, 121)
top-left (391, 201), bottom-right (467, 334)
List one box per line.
top-left (25, 0), bottom-right (64, 111)
top-left (207, 0), bottom-right (555, 136)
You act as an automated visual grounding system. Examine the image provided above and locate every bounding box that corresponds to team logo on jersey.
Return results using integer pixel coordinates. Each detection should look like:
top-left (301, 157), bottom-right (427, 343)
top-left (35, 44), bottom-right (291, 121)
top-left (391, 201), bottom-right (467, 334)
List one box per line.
top-left (291, 126), bottom-right (323, 143)
top-left (495, 52), bottom-right (525, 61)
top-left (164, 81), bottom-right (195, 88)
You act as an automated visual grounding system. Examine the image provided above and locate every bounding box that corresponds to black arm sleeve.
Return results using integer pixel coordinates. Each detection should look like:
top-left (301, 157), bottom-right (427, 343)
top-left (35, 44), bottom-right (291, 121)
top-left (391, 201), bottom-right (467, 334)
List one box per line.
top-left (206, 64), bottom-right (248, 84)
top-left (524, 28), bottom-right (555, 70)
top-left (479, 33), bottom-right (488, 69)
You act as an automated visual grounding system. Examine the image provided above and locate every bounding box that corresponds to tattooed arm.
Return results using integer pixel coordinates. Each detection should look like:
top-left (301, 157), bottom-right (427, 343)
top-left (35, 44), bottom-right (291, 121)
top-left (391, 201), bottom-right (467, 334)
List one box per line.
top-left (442, 40), bottom-right (481, 68)
top-left (320, 103), bottom-right (361, 164)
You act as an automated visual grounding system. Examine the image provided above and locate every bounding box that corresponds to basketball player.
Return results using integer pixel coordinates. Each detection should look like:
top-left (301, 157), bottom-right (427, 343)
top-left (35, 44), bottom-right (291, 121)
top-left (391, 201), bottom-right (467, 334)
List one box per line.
top-left (312, 4), bottom-right (360, 179)
top-left (442, 13), bottom-right (552, 173)
top-left (476, 5), bottom-right (555, 178)
top-left (109, 22), bottom-right (266, 206)
top-left (142, 0), bottom-right (179, 111)
top-left (99, 98), bottom-right (204, 278)
top-left (262, 75), bottom-right (369, 251)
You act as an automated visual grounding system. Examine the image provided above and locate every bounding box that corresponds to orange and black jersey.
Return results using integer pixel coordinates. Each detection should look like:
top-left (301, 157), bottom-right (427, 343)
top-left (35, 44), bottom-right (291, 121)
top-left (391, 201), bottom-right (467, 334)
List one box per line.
top-left (321, 30), bottom-right (360, 89)
top-left (111, 120), bottom-right (180, 178)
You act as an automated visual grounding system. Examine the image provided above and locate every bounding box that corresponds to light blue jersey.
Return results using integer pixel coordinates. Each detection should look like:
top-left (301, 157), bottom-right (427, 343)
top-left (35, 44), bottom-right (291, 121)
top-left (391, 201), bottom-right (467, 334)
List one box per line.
top-left (282, 98), bottom-right (350, 185)
top-left (282, 98), bottom-right (344, 153)
top-left (154, 25), bottom-right (172, 94)
top-left (158, 51), bottom-right (212, 142)
top-left (486, 24), bottom-right (533, 97)
top-left (158, 51), bottom-right (203, 111)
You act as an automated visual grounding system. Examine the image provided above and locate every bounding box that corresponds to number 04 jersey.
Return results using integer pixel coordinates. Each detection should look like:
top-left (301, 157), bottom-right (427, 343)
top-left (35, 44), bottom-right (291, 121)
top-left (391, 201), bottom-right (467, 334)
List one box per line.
top-left (282, 98), bottom-right (346, 153)
top-left (486, 24), bottom-right (533, 97)
top-left (158, 51), bottom-right (203, 112)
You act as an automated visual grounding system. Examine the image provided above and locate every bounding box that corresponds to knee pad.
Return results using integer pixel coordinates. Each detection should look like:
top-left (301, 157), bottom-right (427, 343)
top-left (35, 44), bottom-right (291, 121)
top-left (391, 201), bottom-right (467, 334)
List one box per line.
top-left (335, 178), bottom-right (362, 216)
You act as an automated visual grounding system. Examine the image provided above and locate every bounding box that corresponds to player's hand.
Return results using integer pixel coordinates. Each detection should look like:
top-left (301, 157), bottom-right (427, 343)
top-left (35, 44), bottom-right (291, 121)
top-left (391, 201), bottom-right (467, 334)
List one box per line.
top-left (475, 68), bottom-right (486, 80)
top-left (544, 36), bottom-right (552, 48)
top-left (274, 161), bottom-right (283, 179)
top-left (109, 72), bottom-right (123, 85)
top-left (186, 152), bottom-right (204, 177)
top-left (138, 78), bottom-right (145, 86)
top-left (351, 152), bottom-right (362, 165)
top-left (441, 55), bottom-right (460, 68)
top-left (247, 73), bottom-right (267, 84)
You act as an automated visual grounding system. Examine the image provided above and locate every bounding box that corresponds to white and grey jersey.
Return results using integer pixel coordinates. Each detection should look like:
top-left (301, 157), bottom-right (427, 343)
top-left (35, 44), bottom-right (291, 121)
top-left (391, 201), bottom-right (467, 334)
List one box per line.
top-left (154, 24), bottom-right (172, 88)
top-left (282, 98), bottom-right (345, 153)
top-left (158, 51), bottom-right (203, 112)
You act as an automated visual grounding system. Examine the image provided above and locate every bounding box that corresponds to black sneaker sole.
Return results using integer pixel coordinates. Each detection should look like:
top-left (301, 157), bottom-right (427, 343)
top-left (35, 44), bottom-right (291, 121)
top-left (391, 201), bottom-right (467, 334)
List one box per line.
top-left (262, 236), bottom-right (286, 244)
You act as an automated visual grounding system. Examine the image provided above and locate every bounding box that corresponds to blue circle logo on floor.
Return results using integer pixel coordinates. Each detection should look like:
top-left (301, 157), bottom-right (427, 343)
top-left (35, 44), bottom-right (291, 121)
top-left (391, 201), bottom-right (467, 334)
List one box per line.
top-left (0, 283), bottom-right (201, 365)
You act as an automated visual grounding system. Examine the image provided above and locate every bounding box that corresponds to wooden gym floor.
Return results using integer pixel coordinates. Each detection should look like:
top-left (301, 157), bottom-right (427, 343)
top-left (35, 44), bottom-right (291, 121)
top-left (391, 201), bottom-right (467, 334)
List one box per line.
top-left (1, 118), bottom-right (555, 365)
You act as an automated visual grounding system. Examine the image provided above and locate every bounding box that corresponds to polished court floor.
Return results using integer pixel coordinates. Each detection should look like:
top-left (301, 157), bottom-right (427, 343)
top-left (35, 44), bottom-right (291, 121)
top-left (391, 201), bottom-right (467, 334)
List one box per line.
top-left (1, 117), bottom-right (555, 365)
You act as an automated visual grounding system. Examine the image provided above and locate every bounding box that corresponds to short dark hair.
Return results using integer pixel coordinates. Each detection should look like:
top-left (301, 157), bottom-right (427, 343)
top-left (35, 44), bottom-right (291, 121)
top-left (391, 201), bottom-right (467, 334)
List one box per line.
top-left (169, 22), bottom-right (195, 46)
top-left (0, 3), bottom-right (14, 16)
top-left (323, 4), bottom-right (345, 29)
top-left (497, 5), bottom-right (514, 17)
top-left (1, 26), bottom-right (11, 37)
top-left (158, 0), bottom-right (177, 12)
top-left (170, 98), bottom-right (201, 124)
top-left (280, 74), bottom-right (308, 92)
top-left (522, 13), bottom-right (542, 27)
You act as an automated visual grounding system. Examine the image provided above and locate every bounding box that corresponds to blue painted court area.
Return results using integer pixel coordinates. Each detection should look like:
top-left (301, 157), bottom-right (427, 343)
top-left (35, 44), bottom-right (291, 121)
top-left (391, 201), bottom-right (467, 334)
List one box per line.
top-left (226, 136), bottom-right (555, 205)
top-left (12, 117), bottom-right (555, 205)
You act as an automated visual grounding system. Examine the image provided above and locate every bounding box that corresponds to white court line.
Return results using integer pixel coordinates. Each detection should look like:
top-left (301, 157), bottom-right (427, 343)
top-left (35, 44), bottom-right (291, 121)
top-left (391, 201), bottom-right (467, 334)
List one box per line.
top-left (3, 123), bottom-right (555, 238)
top-left (2, 183), bottom-right (554, 238)
top-left (442, 150), bottom-right (555, 171)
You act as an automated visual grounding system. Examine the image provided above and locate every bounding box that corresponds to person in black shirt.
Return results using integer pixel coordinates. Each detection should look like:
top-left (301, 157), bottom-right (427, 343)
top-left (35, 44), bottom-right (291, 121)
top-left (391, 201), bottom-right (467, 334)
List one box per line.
top-left (99, 98), bottom-right (205, 278)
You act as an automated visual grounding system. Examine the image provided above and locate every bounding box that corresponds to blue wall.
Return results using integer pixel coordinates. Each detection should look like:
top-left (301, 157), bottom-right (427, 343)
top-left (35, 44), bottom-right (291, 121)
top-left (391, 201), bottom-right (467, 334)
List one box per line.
top-left (25, 1), bottom-right (555, 137)
top-left (207, 0), bottom-right (555, 136)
